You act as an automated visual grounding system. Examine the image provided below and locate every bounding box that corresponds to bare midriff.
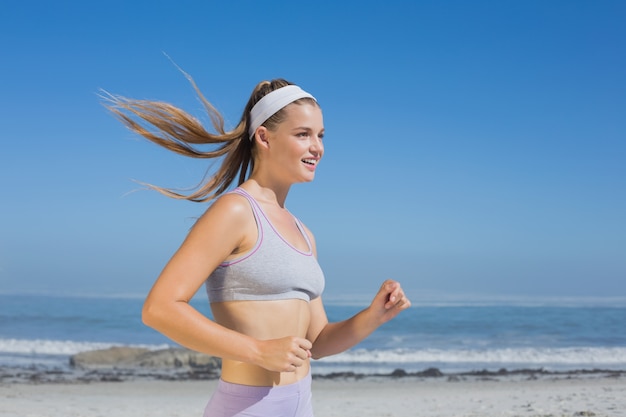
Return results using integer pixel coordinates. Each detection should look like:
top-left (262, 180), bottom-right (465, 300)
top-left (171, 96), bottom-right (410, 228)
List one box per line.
top-left (210, 298), bottom-right (311, 387)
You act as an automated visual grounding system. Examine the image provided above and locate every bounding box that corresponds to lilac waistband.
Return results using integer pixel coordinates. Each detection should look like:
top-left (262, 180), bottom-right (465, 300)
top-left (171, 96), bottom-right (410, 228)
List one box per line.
top-left (216, 370), bottom-right (312, 399)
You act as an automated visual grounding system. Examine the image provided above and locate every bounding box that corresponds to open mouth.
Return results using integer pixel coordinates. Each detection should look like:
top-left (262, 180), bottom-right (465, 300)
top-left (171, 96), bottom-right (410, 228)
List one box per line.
top-left (302, 158), bottom-right (317, 166)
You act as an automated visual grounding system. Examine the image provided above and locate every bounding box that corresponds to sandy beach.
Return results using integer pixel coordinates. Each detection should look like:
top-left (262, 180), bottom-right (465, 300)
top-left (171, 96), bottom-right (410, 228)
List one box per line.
top-left (1, 375), bottom-right (625, 417)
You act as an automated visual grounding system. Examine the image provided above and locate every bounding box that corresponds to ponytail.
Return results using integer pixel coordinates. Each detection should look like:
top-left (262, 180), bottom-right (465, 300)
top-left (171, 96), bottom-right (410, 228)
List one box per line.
top-left (102, 76), bottom-right (301, 202)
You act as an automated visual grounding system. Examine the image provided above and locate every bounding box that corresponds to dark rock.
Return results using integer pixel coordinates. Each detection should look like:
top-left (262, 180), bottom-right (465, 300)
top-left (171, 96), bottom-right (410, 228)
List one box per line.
top-left (315, 371), bottom-right (362, 380)
top-left (419, 367), bottom-right (444, 377)
top-left (390, 368), bottom-right (408, 377)
top-left (70, 346), bottom-right (150, 368)
top-left (69, 346), bottom-right (220, 371)
top-left (136, 348), bottom-right (221, 369)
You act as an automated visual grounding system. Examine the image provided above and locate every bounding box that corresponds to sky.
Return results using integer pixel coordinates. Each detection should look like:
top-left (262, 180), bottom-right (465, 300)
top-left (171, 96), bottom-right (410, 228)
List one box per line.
top-left (1, 1), bottom-right (624, 303)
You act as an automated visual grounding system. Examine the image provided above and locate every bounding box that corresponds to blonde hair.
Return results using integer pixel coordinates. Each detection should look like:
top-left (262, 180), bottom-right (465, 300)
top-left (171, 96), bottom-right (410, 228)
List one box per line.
top-left (103, 76), bottom-right (317, 202)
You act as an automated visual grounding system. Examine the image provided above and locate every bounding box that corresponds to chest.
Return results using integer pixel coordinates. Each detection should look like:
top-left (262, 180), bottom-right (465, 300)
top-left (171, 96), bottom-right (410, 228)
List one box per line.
top-left (259, 204), bottom-right (310, 253)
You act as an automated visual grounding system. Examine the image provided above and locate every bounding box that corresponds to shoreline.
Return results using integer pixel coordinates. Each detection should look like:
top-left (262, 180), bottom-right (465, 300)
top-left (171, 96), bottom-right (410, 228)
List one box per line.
top-left (3, 346), bottom-right (625, 385)
top-left (2, 362), bottom-right (624, 384)
top-left (3, 347), bottom-right (626, 416)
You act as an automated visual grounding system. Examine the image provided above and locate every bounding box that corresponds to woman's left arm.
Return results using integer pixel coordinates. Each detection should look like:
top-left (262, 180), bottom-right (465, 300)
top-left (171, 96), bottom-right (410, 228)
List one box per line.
top-left (307, 280), bottom-right (411, 359)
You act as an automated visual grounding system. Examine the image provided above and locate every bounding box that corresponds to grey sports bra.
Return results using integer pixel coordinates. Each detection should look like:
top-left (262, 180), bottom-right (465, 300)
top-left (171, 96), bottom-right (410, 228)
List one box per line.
top-left (205, 188), bottom-right (325, 303)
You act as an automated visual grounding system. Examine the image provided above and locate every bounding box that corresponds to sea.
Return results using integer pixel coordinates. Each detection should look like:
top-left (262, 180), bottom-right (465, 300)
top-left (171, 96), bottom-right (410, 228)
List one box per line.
top-left (1, 293), bottom-right (625, 380)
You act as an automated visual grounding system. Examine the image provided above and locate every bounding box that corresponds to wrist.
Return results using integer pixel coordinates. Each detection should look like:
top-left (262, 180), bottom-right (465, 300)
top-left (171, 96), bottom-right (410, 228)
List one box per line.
top-left (361, 305), bottom-right (385, 329)
top-left (240, 335), bottom-right (263, 366)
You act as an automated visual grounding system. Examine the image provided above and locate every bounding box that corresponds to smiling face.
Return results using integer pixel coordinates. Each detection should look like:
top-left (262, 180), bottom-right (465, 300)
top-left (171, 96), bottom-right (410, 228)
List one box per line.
top-left (256, 102), bottom-right (324, 185)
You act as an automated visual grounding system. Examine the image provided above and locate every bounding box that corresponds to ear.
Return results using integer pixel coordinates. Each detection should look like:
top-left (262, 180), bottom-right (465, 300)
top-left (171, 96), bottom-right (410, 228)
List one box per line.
top-left (254, 126), bottom-right (271, 150)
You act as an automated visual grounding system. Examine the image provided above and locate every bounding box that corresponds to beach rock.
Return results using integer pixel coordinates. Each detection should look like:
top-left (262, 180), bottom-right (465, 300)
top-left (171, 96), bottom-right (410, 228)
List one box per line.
top-left (70, 346), bottom-right (150, 368)
top-left (136, 348), bottom-right (220, 369)
top-left (419, 367), bottom-right (444, 377)
top-left (390, 368), bottom-right (408, 377)
top-left (69, 346), bottom-right (220, 371)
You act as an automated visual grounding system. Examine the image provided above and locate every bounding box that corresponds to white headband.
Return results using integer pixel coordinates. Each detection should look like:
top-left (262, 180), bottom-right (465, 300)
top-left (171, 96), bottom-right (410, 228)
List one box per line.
top-left (248, 85), bottom-right (316, 140)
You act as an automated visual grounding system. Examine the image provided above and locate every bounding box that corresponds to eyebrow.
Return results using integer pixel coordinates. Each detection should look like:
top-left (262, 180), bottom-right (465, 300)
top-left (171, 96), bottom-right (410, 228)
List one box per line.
top-left (292, 126), bottom-right (325, 132)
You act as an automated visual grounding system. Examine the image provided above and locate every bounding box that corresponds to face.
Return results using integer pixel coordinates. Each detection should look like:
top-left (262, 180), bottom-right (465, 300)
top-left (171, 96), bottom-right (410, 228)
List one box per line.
top-left (261, 103), bottom-right (324, 184)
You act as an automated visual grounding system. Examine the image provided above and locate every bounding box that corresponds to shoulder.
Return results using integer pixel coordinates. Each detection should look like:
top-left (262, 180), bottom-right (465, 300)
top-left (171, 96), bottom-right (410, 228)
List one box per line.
top-left (199, 191), bottom-right (252, 224)
top-left (208, 191), bottom-right (251, 216)
top-left (173, 191), bottom-right (257, 261)
top-left (189, 191), bottom-right (253, 238)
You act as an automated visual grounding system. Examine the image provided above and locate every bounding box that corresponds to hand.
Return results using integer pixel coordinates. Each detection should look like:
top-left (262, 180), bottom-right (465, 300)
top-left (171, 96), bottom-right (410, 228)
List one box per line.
top-left (370, 279), bottom-right (411, 325)
top-left (255, 336), bottom-right (312, 373)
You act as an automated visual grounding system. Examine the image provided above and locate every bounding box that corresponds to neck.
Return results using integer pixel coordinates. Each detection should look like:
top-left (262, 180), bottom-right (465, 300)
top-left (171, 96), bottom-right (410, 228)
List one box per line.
top-left (242, 178), bottom-right (291, 208)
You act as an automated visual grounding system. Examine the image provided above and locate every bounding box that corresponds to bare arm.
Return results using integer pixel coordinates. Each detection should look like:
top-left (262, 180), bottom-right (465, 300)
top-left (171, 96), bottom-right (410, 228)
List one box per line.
top-left (297, 223), bottom-right (411, 359)
top-left (142, 194), bottom-right (311, 372)
top-left (307, 280), bottom-right (411, 359)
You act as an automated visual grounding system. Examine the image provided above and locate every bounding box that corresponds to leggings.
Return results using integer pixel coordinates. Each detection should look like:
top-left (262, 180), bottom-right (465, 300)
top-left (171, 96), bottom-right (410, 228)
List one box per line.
top-left (203, 372), bottom-right (314, 417)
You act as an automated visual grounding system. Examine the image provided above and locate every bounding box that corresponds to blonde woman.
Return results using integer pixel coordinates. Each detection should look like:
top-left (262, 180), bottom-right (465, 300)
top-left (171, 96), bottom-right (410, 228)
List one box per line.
top-left (105, 78), bottom-right (411, 417)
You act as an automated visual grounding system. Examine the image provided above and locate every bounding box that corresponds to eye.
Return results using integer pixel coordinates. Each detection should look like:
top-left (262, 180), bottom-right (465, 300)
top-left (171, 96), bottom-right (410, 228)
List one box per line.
top-left (296, 131), bottom-right (310, 137)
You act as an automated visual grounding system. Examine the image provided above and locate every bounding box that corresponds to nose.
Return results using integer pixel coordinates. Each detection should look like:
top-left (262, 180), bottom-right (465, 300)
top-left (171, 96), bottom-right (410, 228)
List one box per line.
top-left (310, 136), bottom-right (324, 156)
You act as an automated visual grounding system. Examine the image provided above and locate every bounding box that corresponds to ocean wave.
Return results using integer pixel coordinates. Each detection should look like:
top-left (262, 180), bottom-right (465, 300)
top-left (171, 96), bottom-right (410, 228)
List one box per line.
top-left (0, 338), bottom-right (170, 356)
top-left (1, 338), bottom-right (626, 379)
top-left (317, 346), bottom-right (626, 366)
top-left (2, 339), bottom-right (625, 366)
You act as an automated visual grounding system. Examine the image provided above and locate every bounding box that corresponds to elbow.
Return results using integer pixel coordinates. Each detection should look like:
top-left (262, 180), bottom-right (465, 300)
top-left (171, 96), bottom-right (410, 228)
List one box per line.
top-left (142, 295), bottom-right (188, 332)
top-left (309, 347), bottom-right (325, 361)
top-left (141, 298), bottom-right (162, 330)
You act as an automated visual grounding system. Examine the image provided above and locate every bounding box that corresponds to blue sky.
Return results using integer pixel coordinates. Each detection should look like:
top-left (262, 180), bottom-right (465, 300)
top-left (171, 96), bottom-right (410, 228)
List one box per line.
top-left (1, 1), bottom-right (624, 302)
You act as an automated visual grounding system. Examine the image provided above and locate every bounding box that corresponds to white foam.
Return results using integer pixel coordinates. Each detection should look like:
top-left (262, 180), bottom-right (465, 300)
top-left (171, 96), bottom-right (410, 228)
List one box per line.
top-left (2, 338), bottom-right (625, 373)
top-left (317, 346), bottom-right (626, 366)
top-left (0, 338), bottom-right (169, 356)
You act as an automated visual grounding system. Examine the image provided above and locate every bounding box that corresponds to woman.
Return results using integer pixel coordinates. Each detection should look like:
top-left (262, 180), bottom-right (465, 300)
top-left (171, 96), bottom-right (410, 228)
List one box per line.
top-left (105, 77), bottom-right (411, 416)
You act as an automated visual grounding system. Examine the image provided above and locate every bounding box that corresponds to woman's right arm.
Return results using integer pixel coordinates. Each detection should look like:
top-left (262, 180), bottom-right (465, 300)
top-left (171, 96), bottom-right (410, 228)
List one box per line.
top-left (141, 194), bottom-right (260, 362)
top-left (141, 194), bottom-right (311, 372)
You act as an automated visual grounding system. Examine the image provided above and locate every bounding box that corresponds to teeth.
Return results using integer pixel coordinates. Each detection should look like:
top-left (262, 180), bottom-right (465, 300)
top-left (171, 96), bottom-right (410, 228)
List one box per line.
top-left (302, 159), bottom-right (317, 165)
